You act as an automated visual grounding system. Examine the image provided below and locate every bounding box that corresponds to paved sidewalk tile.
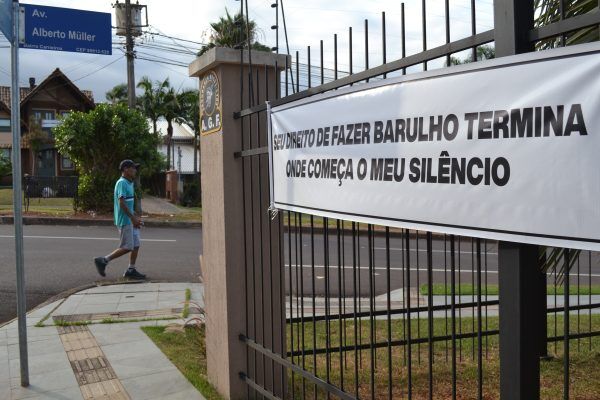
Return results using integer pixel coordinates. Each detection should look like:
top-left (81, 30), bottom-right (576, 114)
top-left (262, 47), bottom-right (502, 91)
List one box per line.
top-left (9, 367), bottom-right (79, 395)
top-left (11, 385), bottom-right (83, 400)
top-left (120, 370), bottom-right (203, 400)
top-left (1, 282), bottom-right (206, 399)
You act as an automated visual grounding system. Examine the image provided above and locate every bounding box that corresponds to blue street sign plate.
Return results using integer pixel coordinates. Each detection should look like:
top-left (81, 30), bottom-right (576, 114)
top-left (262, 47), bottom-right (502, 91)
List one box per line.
top-left (0, 0), bottom-right (12, 41)
top-left (20, 4), bottom-right (111, 55)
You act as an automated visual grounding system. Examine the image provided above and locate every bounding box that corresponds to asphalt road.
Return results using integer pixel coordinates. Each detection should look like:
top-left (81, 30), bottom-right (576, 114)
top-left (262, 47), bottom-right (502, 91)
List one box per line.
top-left (283, 232), bottom-right (600, 296)
top-left (2, 225), bottom-right (599, 323)
top-left (0, 225), bottom-right (203, 324)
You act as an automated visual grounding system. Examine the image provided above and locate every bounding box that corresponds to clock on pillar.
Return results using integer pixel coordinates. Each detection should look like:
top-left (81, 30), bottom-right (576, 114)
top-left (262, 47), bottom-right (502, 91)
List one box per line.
top-left (200, 70), bottom-right (222, 136)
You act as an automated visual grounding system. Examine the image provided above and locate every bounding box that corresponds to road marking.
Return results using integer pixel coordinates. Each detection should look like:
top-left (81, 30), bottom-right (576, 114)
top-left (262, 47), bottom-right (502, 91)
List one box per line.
top-left (372, 246), bottom-right (499, 255)
top-left (285, 264), bottom-right (600, 278)
top-left (303, 244), bottom-right (499, 255)
top-left (0, 235), bottom-right (176, 242)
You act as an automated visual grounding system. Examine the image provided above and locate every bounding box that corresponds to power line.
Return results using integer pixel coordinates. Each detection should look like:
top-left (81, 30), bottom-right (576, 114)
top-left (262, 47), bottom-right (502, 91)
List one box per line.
top-left (136, 56), bottom-right (188, 68)
top-left (72, 56), bottom-right (125, 83)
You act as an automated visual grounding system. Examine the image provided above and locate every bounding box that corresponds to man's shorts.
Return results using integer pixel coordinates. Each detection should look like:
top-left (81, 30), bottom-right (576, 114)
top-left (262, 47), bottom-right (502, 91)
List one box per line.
top-left (118, 224), bottom-right (140, 250)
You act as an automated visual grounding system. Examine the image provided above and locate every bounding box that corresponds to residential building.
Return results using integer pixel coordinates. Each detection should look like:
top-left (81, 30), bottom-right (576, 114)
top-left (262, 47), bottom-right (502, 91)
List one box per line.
top-left (0, 68), bottom-right (94, 181)
top-left (156, 118), bottom-right (199, 175)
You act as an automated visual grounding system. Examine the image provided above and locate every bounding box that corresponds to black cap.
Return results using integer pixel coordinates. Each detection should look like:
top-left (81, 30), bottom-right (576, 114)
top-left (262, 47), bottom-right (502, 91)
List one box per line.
top-left (119, 159), bottom-right (140, 171)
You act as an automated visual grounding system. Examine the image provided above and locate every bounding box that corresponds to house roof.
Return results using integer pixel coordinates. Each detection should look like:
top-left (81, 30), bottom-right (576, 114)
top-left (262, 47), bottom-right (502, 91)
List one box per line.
top-left (0, 99), bottom-right (10, 114)
top-left (154, 118), bottom-right (195, 140)
top-left (0, 87), bottom-right (31, 109)
top-left (0, 68), bottom-right (94, 110)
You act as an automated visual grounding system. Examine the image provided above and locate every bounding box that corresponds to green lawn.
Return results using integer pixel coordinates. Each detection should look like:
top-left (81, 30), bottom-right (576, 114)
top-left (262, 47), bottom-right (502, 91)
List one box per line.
top-left (142, 315), bottom-right (600, 400)
top-left (0, 188), bottom-right (74, 214)
top-left (142, 325), bottom-right (223, 400)
top-left (420, 283), bottom-right (600, 296)
top-left (286, 315), bottom-right (600, 399)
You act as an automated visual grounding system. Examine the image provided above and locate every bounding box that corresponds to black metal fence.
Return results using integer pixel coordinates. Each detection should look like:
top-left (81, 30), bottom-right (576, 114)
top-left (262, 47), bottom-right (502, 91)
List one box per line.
top-left (23, 175), bottom-right (78, 211)
top-left (234, 0), bottom-right (600, 398)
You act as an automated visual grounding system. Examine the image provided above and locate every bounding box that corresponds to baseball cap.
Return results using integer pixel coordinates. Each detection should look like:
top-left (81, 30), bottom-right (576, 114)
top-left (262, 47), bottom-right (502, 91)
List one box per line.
top-left (119, 159), bottom-right (140, 171)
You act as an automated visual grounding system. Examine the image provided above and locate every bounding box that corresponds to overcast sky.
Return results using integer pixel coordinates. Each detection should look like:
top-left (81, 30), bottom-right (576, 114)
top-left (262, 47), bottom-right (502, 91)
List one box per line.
top-left (0, 0), bottom-right (494, 102)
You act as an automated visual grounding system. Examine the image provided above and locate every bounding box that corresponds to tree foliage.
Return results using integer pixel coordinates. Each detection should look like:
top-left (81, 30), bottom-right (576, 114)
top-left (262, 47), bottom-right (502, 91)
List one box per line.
top-left (105, 83), bottom-right (128, 105)
top-left (23, 116), bottom-right (49, 175)
top-left (447, 45), bottom-right (495, 66)
top-left (53, 103), bottom-right (164, 212)
top-left (0, 152), bottom-right (10, 177)
top-left (198, 9), bottom-right (271, 55)
top-left (535, 0), bottom-right (599, 49)
top-left (137, 77), bottom-right (169, 135)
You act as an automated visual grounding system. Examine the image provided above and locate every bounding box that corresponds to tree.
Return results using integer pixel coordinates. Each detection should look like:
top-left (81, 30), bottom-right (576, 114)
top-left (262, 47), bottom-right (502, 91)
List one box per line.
top-left (535, 0), bottom-right (598, 49)
top-left (176, 89), bottom-right (200, 173)
top-left (199, 9), bottom-right (271, 56)
top-left (105, 84), bottom-right (128, 105)
top-left (23, 116), bottom-right (48, 176)
top-left (160, 83), bottom-right (180, 170)
top-left (137, 77), bottom-right (169, 135)
top-left (446, 45), bottom-right (495, 66)
top-left (0, 152), bottom-right (10, 177)
top-left (53, 103), bottom-right (164, 212)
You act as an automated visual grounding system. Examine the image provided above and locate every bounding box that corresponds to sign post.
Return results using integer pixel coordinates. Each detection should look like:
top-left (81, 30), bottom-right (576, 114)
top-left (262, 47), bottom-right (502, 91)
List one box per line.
top-left (1, 2), bottom-right (111, 388)
top-left (10, 0), bottom-right (29, 388)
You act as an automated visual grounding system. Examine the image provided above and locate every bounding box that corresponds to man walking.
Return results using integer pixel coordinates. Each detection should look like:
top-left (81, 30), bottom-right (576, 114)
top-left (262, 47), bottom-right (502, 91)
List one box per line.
top-left (94, 160), bottom-right (146, 280)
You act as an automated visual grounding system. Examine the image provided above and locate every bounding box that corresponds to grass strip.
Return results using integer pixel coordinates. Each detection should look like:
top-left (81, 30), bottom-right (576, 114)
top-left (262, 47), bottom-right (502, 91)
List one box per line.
top-left (45, 316), bottom-right (179, 327)
top-left (142, 325), bottom-right (223, 400)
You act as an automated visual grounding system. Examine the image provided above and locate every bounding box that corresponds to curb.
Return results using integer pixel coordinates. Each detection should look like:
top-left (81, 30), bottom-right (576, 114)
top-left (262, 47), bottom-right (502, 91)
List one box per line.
top-left (0, 216), bottom-right (202, 228)
top-left (0, 279), bottom-right (185, 329)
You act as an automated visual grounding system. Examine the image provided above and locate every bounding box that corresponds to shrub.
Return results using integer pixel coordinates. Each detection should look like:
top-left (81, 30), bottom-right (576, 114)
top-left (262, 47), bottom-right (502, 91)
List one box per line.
top-left (53, 103), bottom-right (165, 212)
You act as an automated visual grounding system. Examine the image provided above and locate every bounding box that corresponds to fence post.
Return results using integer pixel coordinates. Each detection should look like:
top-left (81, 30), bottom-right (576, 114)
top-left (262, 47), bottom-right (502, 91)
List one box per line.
top-left (493, 1), bottom-right (544, 399)
top-left (189, 48), bottom-right (288, 399)
top-left (498, 242), bottom-right (542, 400)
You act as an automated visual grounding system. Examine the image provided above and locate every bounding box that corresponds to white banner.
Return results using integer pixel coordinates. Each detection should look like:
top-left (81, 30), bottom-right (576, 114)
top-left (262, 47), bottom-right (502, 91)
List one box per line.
top-left (268, 43), bottom-right (600, 251)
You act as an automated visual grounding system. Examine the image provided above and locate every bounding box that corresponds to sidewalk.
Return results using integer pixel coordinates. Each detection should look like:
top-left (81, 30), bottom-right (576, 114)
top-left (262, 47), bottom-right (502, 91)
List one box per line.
top-left (0, 282), bottom-right (206, 400)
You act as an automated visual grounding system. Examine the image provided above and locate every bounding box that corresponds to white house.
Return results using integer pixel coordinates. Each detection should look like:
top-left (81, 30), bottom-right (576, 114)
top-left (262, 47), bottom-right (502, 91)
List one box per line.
top-left (154, 118), bottom-right (199, 175)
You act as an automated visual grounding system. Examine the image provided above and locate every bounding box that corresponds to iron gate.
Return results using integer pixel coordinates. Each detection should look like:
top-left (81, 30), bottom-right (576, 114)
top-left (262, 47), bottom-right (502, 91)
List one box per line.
top-left (234, 0), bottom-right (600, 398)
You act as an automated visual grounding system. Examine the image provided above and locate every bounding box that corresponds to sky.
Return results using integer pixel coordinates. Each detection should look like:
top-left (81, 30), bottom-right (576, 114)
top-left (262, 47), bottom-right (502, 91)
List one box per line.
top-left (0, 0), bottom-right (494, 102)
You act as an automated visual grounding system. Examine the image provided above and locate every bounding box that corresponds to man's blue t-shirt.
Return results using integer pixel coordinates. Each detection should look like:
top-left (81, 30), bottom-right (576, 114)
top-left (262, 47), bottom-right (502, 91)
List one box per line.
top-left (114, 177), bottom-right (135, 227)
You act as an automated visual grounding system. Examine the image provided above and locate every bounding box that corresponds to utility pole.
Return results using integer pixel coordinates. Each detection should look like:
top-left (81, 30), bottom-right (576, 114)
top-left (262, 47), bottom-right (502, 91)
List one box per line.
top-left (125, 0), bottom-right (135, 109)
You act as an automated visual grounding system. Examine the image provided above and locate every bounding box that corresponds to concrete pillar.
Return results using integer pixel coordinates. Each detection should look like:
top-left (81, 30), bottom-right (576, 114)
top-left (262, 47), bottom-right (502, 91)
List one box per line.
top-left (189, 47), bottom-right (288, 399)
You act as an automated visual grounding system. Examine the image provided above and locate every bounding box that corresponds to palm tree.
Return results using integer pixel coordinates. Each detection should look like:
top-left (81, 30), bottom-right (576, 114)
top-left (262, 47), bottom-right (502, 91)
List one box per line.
top-left (199, 9), bottom-right (271, 55)
top-left (137, 77), bottom-right (168, 135)
top-left (535, 0), bottom-right (598, 49)
top-left (160, 82), bottom-right (180, 170)
top-left (105, 84), bottom-right (128, 105)
top-left (176, 90), bottom-right (200, 173)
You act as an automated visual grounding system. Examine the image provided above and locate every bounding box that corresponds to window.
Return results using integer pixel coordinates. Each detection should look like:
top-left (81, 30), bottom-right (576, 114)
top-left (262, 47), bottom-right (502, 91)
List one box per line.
top-left (32, 109), bottom-right (57, 139)
top-left (61, 155), bottom-right (74, 170)
top-left (33, 110), bottom-right (55, 122)
top-left (1, 149), bottom-right (10, 159)
top-left (0, 118), bottom-right (9, 132)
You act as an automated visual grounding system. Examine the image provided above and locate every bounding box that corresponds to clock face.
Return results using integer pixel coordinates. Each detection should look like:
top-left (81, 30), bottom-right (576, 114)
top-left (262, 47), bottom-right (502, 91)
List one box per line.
top-left (200, 70), bottom-right (222, 135)
top-left (201, 71), bottom-right (220, 116)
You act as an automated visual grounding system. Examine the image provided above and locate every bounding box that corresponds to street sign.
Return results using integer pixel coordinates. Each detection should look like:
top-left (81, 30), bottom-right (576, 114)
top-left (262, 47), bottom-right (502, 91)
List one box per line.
top-left (0, 0), bottom-right (12, 40)
top-left (19, 3), bottom-right (111, 55)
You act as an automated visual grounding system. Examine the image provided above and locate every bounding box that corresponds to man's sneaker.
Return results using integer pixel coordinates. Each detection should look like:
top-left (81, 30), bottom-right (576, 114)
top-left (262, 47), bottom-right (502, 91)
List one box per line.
top-left (94, 257), bottom-right (108, 277)
top-left (124, 268), bottom-right (146, 280)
